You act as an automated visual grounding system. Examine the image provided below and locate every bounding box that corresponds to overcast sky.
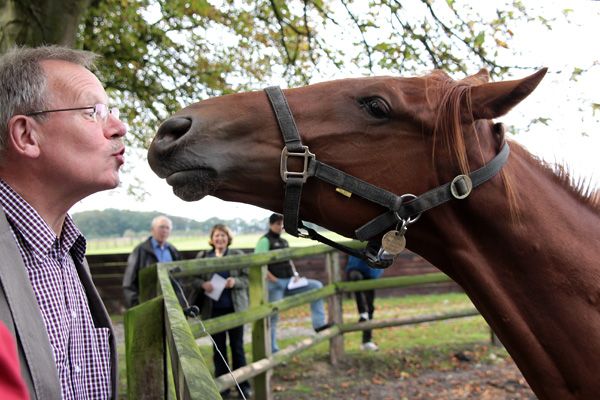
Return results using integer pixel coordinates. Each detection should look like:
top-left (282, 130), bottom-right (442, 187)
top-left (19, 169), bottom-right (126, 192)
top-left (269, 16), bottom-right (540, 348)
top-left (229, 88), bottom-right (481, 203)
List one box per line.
top-left (71, 1), bottom-right (599, 222)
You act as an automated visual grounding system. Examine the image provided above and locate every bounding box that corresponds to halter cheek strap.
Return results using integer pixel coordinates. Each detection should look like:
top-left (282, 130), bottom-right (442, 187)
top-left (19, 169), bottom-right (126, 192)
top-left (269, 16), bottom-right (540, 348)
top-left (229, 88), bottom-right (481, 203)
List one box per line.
top-left (265, 86), bottom-right (509, 268)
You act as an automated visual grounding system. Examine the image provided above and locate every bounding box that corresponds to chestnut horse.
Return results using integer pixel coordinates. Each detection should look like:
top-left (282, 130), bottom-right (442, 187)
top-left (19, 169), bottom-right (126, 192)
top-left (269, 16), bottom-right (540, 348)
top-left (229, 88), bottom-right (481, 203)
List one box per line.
top-left (148, 69), bottom-right (600, 400)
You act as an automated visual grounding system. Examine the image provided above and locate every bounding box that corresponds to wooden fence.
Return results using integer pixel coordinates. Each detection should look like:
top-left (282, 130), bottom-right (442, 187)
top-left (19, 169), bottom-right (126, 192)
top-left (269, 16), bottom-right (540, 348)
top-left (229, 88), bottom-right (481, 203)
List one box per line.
top-left (124, 243), bottom-right (486, 399)
top-left (88, 248), bottom-right (460, 314)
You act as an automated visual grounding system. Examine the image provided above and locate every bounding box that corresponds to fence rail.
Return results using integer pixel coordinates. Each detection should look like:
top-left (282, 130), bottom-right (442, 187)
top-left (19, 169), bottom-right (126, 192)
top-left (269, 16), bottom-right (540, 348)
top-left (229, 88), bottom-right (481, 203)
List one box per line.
top-left (124, 243), bottom-right (488, 399)
top-left (89, 247), bottom-right (456, 314)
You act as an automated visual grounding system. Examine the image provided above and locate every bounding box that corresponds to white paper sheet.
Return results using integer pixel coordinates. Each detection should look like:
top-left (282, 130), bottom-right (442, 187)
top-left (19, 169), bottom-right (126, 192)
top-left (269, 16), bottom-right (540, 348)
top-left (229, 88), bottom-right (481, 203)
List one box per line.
top-left (205, 273), bottom-right (227, 301)
top-left (287, 276), bottom-right (308, 290)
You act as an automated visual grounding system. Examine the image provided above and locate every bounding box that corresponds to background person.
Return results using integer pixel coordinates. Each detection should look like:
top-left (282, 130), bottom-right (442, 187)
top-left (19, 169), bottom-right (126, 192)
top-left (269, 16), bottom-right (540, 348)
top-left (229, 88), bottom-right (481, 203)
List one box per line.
top-left (0, 321), bottom-right (29, 400)
top-left (254, 213), bottom-right (331, 354)
top-left (123, 215), bottom-right (181, 308)
top-left (0, 45), bottom-right (126, 399)
top-left (345, 255), bottom-right (384, 351)
top-left (189, 224), bottom-right (252, 399)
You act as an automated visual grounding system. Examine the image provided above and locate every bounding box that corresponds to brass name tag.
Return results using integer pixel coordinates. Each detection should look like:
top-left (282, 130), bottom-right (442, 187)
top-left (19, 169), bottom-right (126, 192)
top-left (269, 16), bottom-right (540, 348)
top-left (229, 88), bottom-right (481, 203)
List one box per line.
top-left (335, 188), bottom-right (352, 198)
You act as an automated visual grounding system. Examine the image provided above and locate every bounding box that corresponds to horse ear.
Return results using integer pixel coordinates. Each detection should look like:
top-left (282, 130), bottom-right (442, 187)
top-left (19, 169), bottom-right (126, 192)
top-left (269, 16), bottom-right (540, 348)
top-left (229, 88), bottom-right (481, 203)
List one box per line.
top-left (461, 68), bottom-right (490, 85)
top-left (470, 68), bottom-right (547, 120)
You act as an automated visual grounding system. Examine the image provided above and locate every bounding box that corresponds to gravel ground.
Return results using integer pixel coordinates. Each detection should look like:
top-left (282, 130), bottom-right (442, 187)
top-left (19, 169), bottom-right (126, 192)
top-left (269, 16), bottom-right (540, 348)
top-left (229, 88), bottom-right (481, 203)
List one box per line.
top-left (271, 356), bottom-right (536, 400)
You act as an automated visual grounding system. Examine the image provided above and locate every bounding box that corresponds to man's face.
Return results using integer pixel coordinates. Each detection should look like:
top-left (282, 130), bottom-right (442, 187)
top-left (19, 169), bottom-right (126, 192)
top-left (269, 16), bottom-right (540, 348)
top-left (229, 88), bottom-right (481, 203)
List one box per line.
top-left (270, 220), bottom-right (283, 234)
top-left (32, 60), bottom-right (127, 199)
top-left (151, 218), bottom-right (172, 245)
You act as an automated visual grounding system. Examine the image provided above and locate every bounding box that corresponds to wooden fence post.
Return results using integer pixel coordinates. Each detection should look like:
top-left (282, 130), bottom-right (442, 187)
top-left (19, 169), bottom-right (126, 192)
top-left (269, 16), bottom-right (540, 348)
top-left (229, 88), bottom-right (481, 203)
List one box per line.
top-left (139, 264), bottom-right (158, 303)
top-left (490, 326), bottom-right (503, 347)
top-left (250, 263), bottom-right (272, 400)
top-left (125, 296), bottom-right (165, 399)
top-left (326, 251), bottom-right (344, 364)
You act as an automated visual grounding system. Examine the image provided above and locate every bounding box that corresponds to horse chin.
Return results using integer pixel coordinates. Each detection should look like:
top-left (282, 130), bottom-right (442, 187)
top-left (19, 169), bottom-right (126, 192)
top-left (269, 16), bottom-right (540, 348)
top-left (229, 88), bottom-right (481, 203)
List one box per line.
top-left (166, 169), bottom-right (218, 201)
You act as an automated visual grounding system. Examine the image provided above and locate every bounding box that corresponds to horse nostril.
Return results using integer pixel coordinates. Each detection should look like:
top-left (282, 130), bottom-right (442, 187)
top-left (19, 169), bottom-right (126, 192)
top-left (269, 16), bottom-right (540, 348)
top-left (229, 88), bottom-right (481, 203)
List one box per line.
top-left (155, 117), bottom-right (192, 144)
top-left (148, 116), bottom-right (193, 176)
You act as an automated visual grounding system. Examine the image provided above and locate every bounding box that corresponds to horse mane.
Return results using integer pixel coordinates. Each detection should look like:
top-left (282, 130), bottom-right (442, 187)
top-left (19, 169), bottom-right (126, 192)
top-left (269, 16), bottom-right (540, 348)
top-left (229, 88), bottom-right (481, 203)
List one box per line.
top-left (429, 70), bottom-right (600, 215)
top-left (513, 143), bottom-right (600, 213)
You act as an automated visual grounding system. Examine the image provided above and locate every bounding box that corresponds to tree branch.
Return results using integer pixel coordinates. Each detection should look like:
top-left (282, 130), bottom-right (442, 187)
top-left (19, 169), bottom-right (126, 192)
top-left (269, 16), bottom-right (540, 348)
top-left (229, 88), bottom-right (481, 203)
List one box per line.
top-left (340, 0), bottom-right (373, 72)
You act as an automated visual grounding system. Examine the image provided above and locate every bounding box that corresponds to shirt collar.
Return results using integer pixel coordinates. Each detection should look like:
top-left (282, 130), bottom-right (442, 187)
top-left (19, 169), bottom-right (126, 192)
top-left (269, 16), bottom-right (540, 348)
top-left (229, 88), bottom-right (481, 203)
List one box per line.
top-left (0, 179), bottom-right (86, 261)
top-left (151, 237), bottom-right (166, 250)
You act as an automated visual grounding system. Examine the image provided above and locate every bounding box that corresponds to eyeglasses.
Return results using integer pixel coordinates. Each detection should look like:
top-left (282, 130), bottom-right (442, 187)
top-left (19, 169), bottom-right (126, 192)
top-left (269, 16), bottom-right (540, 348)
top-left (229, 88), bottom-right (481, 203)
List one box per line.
top-left (25, 103), bottom-right (120, 123)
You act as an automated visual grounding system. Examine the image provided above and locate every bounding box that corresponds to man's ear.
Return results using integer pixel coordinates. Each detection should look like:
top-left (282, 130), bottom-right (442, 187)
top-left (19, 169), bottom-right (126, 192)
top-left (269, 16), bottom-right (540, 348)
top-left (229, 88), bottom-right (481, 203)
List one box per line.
top-left (7, 115), bottom-right (41, 158)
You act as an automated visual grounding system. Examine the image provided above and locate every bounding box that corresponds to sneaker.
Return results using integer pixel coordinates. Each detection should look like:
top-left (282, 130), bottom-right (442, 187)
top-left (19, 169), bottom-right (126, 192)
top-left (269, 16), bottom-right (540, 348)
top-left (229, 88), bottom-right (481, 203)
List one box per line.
top-left (360, 341), bottom-right (379, 351)
top-left (315, 323), bottom-right (333, 333)
top-left (239, 386), bottom-right (253, 399)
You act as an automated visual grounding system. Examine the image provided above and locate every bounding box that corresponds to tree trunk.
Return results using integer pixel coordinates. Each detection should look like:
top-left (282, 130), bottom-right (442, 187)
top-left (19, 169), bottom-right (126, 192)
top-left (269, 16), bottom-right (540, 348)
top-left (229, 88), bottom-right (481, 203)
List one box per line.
top-left (0, 0), bottom-right (91, 54)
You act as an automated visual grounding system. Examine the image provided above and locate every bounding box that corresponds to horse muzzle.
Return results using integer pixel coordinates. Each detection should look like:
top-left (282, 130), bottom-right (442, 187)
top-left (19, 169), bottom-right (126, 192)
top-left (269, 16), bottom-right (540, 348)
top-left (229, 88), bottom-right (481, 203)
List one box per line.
top-left (148, 116), bottom-right (193, 177)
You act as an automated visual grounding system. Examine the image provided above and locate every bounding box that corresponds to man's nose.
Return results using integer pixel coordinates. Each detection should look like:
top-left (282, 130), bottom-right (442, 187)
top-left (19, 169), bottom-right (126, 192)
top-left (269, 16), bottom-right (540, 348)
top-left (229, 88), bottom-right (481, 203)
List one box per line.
top-left (106, 116), bottom-right (127, 138)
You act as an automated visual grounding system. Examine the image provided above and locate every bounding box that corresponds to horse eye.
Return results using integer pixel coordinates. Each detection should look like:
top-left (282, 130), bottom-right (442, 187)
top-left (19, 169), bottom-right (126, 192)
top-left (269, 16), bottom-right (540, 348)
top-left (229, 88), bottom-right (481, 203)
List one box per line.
top-left (360, 97), bottom-right (390, 119)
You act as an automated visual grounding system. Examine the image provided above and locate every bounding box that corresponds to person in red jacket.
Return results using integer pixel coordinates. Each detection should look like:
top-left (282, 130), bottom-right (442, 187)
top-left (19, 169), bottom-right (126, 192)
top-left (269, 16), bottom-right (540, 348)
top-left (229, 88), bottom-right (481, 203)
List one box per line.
top-left (0, 321), bottom-right (29, 400)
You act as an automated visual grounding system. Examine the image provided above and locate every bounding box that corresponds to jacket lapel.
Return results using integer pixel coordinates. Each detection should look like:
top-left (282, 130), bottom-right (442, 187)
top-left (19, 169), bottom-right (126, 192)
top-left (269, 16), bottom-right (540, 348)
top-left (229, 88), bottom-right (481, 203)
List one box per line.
top-left (0, 211), bottom-right (61, 399)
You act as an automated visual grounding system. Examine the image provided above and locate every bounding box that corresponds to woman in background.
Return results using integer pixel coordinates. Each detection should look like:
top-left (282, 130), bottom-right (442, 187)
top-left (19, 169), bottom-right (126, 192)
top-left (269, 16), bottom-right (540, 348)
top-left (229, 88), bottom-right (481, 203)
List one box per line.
top-left (190, 224), bottom-right (252, 399)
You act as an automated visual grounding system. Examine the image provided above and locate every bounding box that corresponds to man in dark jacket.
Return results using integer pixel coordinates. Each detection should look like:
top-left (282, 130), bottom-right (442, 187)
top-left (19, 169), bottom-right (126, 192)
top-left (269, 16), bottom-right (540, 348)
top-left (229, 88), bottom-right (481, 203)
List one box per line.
top-left (123, 215), bottom-right (181, 308)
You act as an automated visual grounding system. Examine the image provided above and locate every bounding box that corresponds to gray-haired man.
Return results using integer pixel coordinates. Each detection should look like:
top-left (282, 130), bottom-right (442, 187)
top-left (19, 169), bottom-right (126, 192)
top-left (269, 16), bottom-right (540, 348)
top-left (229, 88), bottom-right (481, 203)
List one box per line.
top-left (0, 46), bottom-right (127, 399)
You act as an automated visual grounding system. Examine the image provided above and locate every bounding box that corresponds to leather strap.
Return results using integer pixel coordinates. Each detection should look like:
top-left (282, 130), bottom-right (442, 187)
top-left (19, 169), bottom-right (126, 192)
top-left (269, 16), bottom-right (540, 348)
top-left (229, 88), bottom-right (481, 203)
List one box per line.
top-left (266, 86), bottom-right (304, 235)
top-left (264, 86), bottom-right (510, 268)
top-left (355, 143), bottom-right (510, 240)
top-left (282, 177), bottom-right (304, 237)
top-left (311, 161), bottom-right (401, 209)
top-left (265, 86), bottom-right (303, 152)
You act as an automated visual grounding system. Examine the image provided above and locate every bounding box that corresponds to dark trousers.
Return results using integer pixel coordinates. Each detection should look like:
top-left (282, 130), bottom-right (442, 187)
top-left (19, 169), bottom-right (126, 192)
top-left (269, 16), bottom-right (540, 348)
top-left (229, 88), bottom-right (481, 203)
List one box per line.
top-left (347, 270), bottom-right (375, 343)
top-left (211, 306), bottom-right (250, 391)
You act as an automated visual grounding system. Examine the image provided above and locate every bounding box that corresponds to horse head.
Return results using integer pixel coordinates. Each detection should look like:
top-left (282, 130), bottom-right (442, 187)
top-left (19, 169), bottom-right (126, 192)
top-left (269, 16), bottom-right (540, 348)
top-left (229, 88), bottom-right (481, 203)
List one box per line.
top-left (148, 69), bottom-right (546, 240)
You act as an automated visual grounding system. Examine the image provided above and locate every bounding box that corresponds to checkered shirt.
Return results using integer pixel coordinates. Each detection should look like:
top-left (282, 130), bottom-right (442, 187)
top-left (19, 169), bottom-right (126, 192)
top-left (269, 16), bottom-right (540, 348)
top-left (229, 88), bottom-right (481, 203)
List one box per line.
top-left (0, 180), bottom-right (111, 399)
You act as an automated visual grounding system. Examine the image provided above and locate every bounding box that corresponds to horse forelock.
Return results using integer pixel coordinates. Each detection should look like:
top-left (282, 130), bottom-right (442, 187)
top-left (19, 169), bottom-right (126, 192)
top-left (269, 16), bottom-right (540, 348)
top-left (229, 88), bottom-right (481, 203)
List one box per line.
top-left (431, 76), bottom-right (472, 175)
top-left (429, 73), bottom-right (599, 216)
top-left (430, 74), bottom-right (521, 218)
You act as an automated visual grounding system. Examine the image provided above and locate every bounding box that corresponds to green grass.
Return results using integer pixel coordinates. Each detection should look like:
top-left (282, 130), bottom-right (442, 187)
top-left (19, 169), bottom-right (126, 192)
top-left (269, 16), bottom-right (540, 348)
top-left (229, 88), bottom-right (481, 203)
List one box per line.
top-left (87, 231), bottom-right (350, 255)
top-left (193, 293), bottom-right (495, 374)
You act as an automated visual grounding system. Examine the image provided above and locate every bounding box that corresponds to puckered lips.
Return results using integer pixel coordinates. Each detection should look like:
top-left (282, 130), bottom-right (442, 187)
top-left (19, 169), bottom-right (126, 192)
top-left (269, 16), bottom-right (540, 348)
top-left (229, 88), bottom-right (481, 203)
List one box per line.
top-left (111, 146), bottom-right (125, 165)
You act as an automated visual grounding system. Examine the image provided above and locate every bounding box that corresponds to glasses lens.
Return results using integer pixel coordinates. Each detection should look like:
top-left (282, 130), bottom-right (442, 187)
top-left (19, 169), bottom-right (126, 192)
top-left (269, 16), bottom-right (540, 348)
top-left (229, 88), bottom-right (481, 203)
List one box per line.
top-left (94, 104), bottom-right (108, 121)
top-left (109, 107), bottom-right (120, 120)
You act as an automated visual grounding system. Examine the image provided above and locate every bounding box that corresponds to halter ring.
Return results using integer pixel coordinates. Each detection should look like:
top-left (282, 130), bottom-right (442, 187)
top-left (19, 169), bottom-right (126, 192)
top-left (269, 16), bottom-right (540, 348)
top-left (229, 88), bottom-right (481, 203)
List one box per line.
top-left (394, 194), bottom-right (422, 224)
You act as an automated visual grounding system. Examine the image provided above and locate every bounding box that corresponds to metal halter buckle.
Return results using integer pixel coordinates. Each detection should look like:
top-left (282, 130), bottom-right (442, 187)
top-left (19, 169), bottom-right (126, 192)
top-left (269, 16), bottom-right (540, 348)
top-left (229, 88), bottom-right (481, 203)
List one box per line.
top-left (450, 174), bottom-right (473, 199)
top-left (280, 146), bottom-right (315, 183)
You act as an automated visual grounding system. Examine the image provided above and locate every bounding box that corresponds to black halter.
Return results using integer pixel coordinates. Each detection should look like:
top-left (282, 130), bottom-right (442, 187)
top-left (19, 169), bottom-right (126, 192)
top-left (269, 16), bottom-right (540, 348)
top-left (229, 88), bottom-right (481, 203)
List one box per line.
top-left (264, 86), bottom-right (510, 268)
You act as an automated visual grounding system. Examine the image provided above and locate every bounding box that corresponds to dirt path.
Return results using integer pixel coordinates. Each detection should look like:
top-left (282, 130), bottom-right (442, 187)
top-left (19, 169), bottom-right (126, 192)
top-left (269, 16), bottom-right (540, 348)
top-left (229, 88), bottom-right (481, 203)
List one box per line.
top-left (371, 361), bottom-right (535, 399)
top-left (271, 355), bottom-right (536, 400)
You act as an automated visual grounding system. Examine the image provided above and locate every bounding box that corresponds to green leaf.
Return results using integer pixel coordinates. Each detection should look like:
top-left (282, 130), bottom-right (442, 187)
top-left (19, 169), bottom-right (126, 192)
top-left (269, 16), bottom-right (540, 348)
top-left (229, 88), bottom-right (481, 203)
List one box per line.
top-left (474, 32), bottom-right (485, 48)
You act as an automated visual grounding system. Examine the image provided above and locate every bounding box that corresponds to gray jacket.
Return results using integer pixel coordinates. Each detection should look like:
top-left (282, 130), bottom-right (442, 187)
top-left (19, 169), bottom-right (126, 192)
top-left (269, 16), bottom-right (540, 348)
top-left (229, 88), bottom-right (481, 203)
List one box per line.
top-left (0, 209), bottom-right (117, 399)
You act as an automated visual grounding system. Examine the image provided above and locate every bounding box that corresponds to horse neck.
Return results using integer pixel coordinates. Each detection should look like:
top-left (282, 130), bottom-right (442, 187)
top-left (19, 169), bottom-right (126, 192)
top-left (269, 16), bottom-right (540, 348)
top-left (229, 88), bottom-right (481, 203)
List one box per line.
top-left (409, 141), bottom-right (600, 400)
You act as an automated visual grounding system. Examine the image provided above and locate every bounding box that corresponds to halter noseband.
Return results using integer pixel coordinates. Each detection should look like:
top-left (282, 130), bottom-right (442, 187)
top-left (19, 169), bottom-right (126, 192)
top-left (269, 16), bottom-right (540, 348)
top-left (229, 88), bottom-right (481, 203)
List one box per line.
top-left (265, 86), bottom-right (510, 268)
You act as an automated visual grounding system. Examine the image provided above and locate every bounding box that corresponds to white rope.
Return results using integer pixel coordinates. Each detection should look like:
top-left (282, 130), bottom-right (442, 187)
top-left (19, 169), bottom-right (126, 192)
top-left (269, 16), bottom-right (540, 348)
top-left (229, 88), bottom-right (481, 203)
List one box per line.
top-left (171, 276), bottom-right (247, 399)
